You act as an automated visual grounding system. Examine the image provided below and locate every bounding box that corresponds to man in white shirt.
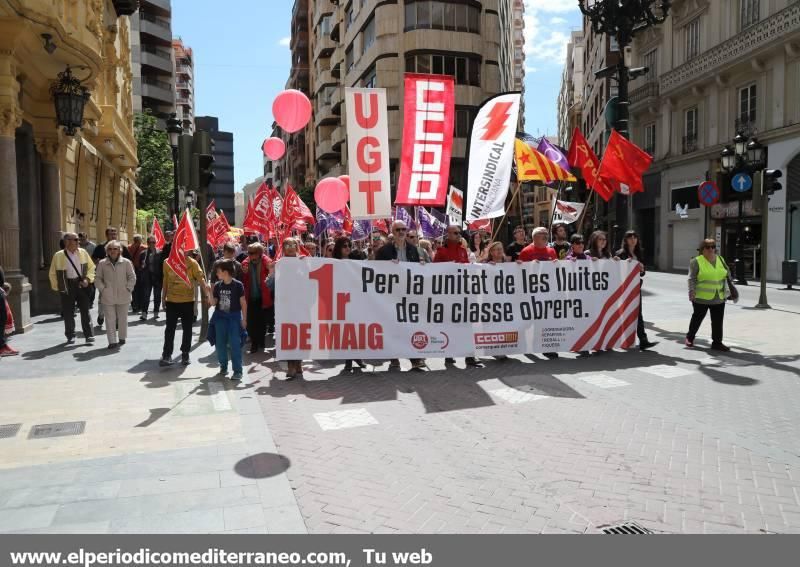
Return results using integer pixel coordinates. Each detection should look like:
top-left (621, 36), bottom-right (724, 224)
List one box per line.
top-left (49, 232), bottom-right (96, 344)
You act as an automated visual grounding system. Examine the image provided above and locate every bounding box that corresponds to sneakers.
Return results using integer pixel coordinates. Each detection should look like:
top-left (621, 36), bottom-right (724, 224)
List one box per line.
top-left (684, 338), bottom-right (694, 348)
top-left (139, 313), bottom-right (147, 321)
top-left (66, 337), bottom-right (76, 345)
top-left (180, 353), bottom-right (190, 365)
top-left (388, 359), bottom-right (401, 370)
top-left (159, 356), bottom-right (172, 367)
top-left (231, 372), bottom-right (242, 381)
top-left (410, 359), bottom-right (427, 370)
top-left (711, 342), bottom-right (731, 352)
top-left (85, 336), bottom-right (95, 344)
top-left (218, 367), bottom-right (228, 377)
top-left (465, 357), bottom-right (482, 367)
top-left (0, 345), bottom-right (19, 357)
top-left (444, 357), bottom-right (455, 364)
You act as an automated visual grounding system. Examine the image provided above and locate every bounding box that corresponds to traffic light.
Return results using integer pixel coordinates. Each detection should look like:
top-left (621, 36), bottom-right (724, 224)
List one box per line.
top-left (764, 169), bottom-right (782, 195)
top-left (197, 153), bottom-right (215, 188)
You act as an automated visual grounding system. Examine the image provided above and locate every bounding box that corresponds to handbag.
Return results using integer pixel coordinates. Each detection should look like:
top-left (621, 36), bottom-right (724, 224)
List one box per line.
top-left (719, 257), bottom-right (739, 303)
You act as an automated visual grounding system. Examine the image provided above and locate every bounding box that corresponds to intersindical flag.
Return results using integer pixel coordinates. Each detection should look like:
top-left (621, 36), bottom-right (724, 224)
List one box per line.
top-left (395, 74), bottom-right (455, 207)
top-left (465, 92), bottom-right (521, 222)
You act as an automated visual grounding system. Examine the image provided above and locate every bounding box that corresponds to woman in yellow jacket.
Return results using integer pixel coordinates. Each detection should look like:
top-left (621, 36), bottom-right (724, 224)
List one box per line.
top-left (685, 238), bottom-right (735, 351)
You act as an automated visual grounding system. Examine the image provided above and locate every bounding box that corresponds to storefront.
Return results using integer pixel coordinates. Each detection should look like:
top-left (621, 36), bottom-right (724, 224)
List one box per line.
top-left (710, 200), bottom-right (763, 280)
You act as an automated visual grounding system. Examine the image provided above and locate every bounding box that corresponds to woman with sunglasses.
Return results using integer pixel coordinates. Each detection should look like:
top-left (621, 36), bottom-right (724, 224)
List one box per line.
top-left (686, 238), bottom-right (733, 351)
top-left (616, 230), bottom-right (657, 351)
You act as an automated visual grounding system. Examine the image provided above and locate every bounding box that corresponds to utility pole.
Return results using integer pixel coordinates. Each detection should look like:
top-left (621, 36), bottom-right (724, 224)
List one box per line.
top-left (191, 130), bottom-right (215, 341)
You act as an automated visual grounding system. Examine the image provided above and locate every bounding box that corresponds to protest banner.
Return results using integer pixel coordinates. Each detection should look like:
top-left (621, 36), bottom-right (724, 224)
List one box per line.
top-left (345, 87), bottom-right (392, 219)
top-left (551, 199), bottom-right (585, 224)
top-left (395, 74), bottom-right (455, 207)
top-left (446, 186), bottom-right (463, 227)
top-left (276, 258), bottom-right (640, 360)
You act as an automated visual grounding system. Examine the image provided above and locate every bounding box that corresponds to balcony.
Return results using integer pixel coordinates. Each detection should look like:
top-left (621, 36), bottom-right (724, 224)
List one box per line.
top-left (681, 134), bottom-right (698, 155)
top-left (331, 125), bottom-right (345, 149)
top-left (314, 35), bottom-right (336, 61)
top-left (317, 139), bottom-right (340, 160)
top-left (629, 80), bottom-right (659, 110)
top-left (735, 117), bottom-right (757, 138)
top-left (112, 0), bottom-right (139, 16)
top-left (291, 29), bottom-right (309, 52)
top-left (331, 87), bottom-right (343, 112)
top-left (314, 99), bottom-right (338, 127)
top-left (660, 3), bottom-right (800, 96)
top-left (292, 0), bottom-right (309, 28)
top-left (139, 12), bottom-right (172, 44)
top-left (313, 0), bottom-right (335, 27)
top-left (141, 80), bottom-right (173, 105)
top-left (314, 69), bottom-right (336, 94)
top-left (140, 46), bottom-right (173, 74)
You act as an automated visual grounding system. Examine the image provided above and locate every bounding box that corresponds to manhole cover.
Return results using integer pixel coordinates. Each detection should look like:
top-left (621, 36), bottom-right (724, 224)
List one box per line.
top-left (600, 521), bottom-right (653, 534)
top-left (28, 421), bottom-right (85, 439)
top-left (0, 424), bottom-right (21, 439)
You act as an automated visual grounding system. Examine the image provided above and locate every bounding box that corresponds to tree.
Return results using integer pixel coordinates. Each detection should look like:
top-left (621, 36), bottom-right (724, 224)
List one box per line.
top-left (134, 111), bottom-right (173, 220)
top-left (297, 184), bottom-right (316, 215)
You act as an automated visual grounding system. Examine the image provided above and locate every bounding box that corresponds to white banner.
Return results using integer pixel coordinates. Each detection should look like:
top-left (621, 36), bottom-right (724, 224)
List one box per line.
top-left (275, 258), bottom-right (641, 360)
top-left (345, 88), bottom-right (393, 220)
top-left (465, 93), bottom-right (521, 222)
top-left (551, 199), bottom-right (585, 225)
top-left (446, 186), bottom-right (463, 227)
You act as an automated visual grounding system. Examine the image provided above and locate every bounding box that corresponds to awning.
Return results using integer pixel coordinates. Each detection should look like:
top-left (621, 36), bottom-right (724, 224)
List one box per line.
top-left (79, 137), bottom-right (140, 193)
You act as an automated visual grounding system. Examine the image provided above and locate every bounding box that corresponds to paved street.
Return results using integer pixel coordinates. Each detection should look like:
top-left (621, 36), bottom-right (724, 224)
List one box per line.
top-left (1, 271), bottom-right (800, 534)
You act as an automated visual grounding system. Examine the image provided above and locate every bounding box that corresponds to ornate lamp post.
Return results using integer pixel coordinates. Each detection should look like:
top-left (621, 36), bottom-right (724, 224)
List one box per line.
top-left (50, 66), bottom-right (91, 136)
top-left (719, 134), bottom-right (767, 286)
top-left (578, 0), bottom-right (671, 230)
top-left (166, 112), bottom-right (183, 217)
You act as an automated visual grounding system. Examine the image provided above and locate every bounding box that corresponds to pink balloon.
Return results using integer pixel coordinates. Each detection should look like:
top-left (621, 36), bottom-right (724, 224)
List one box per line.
top-left (262, 137), bottom-right (285, 160)
top-left (272, 89), bottom-right (312, 133)
top-left (338, 175), bottom-right (350, 194)
top-left (315, 177), bottom-right (349, 214)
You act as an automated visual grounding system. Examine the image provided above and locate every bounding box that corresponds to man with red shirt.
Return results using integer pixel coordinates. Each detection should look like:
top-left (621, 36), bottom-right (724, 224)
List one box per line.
top-left (518, 227), bottom-right (558, 262)
top-left (435, 225), bottom-right (481, 367)
top-left (434, 225), bottom-right (470, 263)
top-left (518, 227), bottom-right (559, 359)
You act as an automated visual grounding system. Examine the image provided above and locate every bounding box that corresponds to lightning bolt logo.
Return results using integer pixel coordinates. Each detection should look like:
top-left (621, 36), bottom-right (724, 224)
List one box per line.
top-left (480, 102), bottom-right (513, 141)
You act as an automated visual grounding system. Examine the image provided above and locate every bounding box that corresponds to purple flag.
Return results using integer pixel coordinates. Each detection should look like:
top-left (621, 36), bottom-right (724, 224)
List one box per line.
top-left (314, 209), bottom-right (342, 238)
top-left (393, 206), bottom-right (417, 230)
top-left (352, 219), bottom-right (371, 241)
top-left (536, 137), bottom-right (572, 173)
top-left (416, 207), bottom-right (447, 239)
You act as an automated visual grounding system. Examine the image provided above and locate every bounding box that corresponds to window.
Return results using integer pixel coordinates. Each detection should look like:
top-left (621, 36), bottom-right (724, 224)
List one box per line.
top-left (739, 84), bottom-right (756, 123)
top-left (345, 46), bottom-right (354, 71)
top-left (363, 67), bottom-right (377, 88)
top-left (454, 107), bottom-right (477, 138)
top-left (405, 53), bottom-right (481, 86)
top-left (319, 15), bottom-right (331, 36)
top-left (345, 7), bottom-right (353, 30)
top-left (403, 1), bottom-right (480, 33)
top-left (644, 123), bottom-right (656, 155)
top-left (685, 18), bottom-right (700, 60)
top-left (740, 0), bottom-right (760, 30)
top-left (643, 49), bottom-right (657, 80)
top-left (683, 107), bottom-right (698, 153)
top-left (362, 16), bottom-right (375, 55)
top-left (671, 186), bottom-right (700, 210)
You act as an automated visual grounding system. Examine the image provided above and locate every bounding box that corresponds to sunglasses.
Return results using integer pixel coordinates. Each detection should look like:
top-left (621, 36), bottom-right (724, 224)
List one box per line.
top-left (704, 244), bottom-right (716, 250)
top-left (408, 235), bottom-right (418, 239)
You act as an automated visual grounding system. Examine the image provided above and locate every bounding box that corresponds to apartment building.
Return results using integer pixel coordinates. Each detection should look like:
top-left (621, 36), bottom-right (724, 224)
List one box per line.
top-left (557, 31), bottom-right (584, 148)
top-left (279, 0), bottom-right (524, 199)
top-left (130, 0), bottom-right (175, 122)
top-left (173, 38), bottom-right (195, 133)
top-left (628, 0), bottom-right (800, 280)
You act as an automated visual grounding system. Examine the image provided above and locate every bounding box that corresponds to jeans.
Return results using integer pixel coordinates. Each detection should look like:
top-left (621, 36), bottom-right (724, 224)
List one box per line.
top-left (60, 279), bottom-right (92, 339)
top-left (247, 301), bottom-right (267, 349)
top-left (102, 303), bottom-right (129, 344)
top-left (687, 302), bottom-right (725, 344)
top-left (214, 310), bottom-right (243, 374)
top-left (162, 301), bottom-right (194, 358)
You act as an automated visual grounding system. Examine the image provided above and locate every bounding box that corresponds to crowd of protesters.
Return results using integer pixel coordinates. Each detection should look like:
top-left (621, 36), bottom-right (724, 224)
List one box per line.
top-left (0, 219), bottom-right (735, 366)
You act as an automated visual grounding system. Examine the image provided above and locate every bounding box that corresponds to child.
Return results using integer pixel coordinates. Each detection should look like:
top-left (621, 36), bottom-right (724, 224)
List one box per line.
top-left (210, 260), bottom-right (247, 380)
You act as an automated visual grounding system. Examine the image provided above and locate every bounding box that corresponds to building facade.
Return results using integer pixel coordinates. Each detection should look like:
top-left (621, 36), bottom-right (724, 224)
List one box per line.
top-left (628, 0), bottom-right (800, 280)
top-left (195, 116), bottom-right (235, 215)
top-left (173, 38), bottom-right (194, 133)
top-left (557, 31), bottom-right (584, 148)
top-left (278, 0), bottom-right (523, 199)
top-left (130, 0), bottom-right (174, 122)
top-left (0, 0), bottom-right (139, 329)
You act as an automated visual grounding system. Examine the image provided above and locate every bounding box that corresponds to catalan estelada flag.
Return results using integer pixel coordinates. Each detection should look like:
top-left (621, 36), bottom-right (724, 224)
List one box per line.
top-left (515, 139), bottom-right (576, 183)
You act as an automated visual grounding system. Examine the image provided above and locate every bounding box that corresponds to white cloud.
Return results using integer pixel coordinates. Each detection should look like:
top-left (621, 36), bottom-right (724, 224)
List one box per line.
top-left (550, 17), bottom-right (568, 25)
top-left (522, 1), bottom-right (576, 64)
top-left (278, 36), bottom-right (291, 47)
top-left (526, 66), bottom-right (539, 73)
top-left (527, 0), bottom-right (579, 12)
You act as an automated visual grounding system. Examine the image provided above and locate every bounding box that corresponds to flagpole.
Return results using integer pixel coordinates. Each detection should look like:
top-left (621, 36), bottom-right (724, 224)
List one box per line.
top-left (517, 181), bottom-right (525, 235)
top-left (576, 188), bottom-right (594, 235)
top-left (491, 181), bottom-right (523, 243)
top-left (548, 180), bottom-right (565, 232)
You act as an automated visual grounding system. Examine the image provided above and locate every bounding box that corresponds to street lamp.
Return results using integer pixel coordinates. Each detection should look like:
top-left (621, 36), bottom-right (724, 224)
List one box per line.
top-left (720, 133), bottom-right (768, 287)
top-left (166, 113), bottom-right (183, 217)
top-left (578, 0), bottom-right (671, 232)
top-left (50, 66), bottom-right (91, 136)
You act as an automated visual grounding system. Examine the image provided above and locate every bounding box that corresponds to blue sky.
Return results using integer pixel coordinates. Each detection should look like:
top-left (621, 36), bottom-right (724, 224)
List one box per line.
top-left (171, 0), bottom-right (582, 192)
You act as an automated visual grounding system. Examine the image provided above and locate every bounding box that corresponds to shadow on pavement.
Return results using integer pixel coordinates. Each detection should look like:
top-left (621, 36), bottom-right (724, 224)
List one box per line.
top-left (21, 343), bottom-right (83, 360)
top-left (234, 452), bottom-right (291, 479)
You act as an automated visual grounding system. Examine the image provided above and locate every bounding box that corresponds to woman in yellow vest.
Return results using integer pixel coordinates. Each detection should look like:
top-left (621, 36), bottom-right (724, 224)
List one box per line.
top-left (686, 238), bottom-right (734, 351)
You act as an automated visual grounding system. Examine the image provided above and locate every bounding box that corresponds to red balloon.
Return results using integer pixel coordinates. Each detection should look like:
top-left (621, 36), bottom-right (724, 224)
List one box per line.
top-left (272, 89), bottom-right (312, 133)
top-left (315, 177), bottom-right (349, 214)
top-left (338, 175), bottom-right (350, 194)
top-left (262, 137), bottom-right (285, 160)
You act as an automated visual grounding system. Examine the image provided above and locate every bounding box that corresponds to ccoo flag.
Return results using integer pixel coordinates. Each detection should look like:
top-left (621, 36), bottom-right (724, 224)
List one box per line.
top-left (465, 92), bottom-right (521, 222)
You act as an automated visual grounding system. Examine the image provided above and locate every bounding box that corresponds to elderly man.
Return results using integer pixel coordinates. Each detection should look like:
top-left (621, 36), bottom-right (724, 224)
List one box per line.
top-left (139, 236), bottom-right (163, 320)
top-left (434, 224), bottom-right (469, 263)
top-left (407, 229), bottom-right (430, 263)
top-left (518, 227), bottom-right (558, 262)
top-left (375, 220), bottom-right (426, 370)
top-left (49, 232), bottom-right (96, 344)
top-left (241, 242), bottom-right (273, 353)
top-left (95, 240), bottom-right (136, 348)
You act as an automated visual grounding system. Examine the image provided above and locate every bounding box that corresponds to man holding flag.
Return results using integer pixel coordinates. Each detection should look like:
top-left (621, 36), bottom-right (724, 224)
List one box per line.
top-left (160, 212), bottom-right (209, 367)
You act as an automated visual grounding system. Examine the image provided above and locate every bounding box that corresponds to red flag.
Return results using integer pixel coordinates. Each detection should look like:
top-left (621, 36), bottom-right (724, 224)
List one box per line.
top-left (468, 218), bottom-right (492, 232)
top-left (151, 217), bottom-right (166, 250)
top-left (205, 200), bottom-right (218, 223)
top-left (597, 130), bottom-right (653, 194)
top-left (342, 206), bottom-right (354, 235)
top-left (373, 219), bottom-right (389, 234)
top-left (280, 185), bottom-right (315, 227)
top-left (165, 211), bottom-right (195, 287)
top-left (241, 194), bottom-right (257, 234)
top-left (208, 210), bottom-right (231, 248)
top-left (567, 127), bottom-right (614, 202)
top-left (243, 182), bottom-right (272, 236)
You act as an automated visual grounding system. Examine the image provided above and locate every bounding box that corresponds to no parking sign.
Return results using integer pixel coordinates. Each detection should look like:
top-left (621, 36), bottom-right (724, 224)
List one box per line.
top-left (698, 181), bottom-right (720, 207)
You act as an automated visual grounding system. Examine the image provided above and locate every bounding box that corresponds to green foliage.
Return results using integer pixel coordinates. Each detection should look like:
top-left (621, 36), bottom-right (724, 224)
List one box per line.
top-left (297, 184), bottom-right (316, 215)
top-left (134, 111), bottom-right (174, 220)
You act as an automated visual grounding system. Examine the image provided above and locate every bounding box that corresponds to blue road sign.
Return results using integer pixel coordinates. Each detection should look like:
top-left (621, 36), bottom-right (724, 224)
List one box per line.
top-left (731, 172), bottom-right (752, 193)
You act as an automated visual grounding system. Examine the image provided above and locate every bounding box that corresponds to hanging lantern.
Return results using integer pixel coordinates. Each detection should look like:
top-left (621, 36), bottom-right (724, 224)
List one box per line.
top-left (50, 66), bottom-right (91, 136)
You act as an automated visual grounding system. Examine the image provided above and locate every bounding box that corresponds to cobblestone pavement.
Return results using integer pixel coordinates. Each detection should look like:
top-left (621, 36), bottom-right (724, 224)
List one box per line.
top-left (1, 272), bottom-right (800, 533)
